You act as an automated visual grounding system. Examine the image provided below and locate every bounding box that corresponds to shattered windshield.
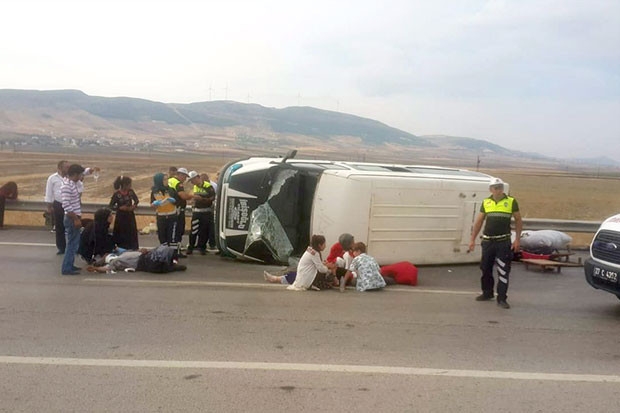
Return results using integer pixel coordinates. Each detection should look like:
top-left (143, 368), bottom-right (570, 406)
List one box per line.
top-left (244, 169), bottom-right (296, 262)
top-left (243, 167), bottom-right (318, 263)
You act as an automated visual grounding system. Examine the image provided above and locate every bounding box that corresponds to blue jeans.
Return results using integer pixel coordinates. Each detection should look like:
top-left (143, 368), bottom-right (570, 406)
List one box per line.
top-left (61, 215), bottom-right (81, 274)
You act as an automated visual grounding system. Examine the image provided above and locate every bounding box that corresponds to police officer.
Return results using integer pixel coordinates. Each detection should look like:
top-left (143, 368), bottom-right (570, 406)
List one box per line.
top-left (168, 167), bottom-right (193, 255)
top-left (186, 171), bottom-right (215, 255)
top-left (468, 177), bottom-right (522, 309)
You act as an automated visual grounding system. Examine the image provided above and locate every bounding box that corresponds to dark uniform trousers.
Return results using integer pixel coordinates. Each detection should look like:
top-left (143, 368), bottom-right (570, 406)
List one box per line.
top-left (53, 200), bottom-right (66, 253)
top-left (480, 239), bottom-right (513, 300)
top-left (175, 209), bottom-right (186, 243)
top-left (189, 211), bottom-right (209, 251)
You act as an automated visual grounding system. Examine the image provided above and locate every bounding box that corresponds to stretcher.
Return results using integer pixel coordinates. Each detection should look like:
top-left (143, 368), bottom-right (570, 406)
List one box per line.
top-left (520, 257), bottom-right (582, 273)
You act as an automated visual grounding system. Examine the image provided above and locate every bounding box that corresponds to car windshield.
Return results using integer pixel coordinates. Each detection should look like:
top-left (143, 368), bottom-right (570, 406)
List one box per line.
top-left (241, 164), bottom-right (321, 263)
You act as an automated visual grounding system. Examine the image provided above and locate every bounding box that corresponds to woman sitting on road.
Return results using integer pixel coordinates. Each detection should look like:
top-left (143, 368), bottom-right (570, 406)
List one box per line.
top-left (283, 234), bottom-right (336, 291)
top-left (340, 242), bottom-right (386, 292)
top-left (322, 232), bottom-right (355, 287)
top-left (78, 207), bottom-right (116, 264)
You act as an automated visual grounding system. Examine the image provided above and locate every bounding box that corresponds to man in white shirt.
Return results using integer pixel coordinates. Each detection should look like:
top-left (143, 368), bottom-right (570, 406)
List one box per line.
top-left (45, 160), bottom-right (69, 254)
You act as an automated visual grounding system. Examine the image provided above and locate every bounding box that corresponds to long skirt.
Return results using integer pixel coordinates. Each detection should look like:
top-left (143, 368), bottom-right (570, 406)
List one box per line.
top-left (113, 210), bottom-right (139, 250)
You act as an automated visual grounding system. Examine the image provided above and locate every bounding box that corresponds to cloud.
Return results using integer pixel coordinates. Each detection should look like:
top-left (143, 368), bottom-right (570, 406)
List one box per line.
top-left (0, 0), bottom-right (618, 159)
top-left (296, 0), bottom-right (620, 102)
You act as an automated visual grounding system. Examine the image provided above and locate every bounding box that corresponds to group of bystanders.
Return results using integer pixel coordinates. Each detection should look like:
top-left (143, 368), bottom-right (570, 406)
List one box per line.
top-left (40, 160), bottom-right (219, 276)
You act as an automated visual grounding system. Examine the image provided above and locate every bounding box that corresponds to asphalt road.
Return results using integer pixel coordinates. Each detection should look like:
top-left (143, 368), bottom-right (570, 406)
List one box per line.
top-left (1, 228), bottom-right (619, 412)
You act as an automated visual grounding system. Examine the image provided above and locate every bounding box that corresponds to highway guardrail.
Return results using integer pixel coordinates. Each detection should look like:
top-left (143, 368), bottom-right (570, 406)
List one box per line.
top-left (2, 200), bottom-right (602, 233)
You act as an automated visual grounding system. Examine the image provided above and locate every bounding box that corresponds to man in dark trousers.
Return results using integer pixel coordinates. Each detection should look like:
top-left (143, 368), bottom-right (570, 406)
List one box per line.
top-left (45, 160), bottom-right (69, 254)
top-left (168, 167), bottom-right (192, 255)
top-left (468, 177), bottom-right (522, 309)
top-left (186, 171), bottom-right (216, 255)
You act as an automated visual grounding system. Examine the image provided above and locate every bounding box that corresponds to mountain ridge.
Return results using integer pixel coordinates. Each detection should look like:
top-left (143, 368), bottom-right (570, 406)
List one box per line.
top-left (0, 89), bottom-right (616, 169)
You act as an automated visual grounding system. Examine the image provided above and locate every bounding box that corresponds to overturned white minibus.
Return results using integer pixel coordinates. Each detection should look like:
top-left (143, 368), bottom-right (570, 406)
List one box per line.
top-left (215, 151), bottom-right (501, 265)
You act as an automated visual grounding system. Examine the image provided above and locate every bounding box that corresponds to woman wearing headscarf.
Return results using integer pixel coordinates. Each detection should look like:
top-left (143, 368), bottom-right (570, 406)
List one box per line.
top-left (150, 172), bottom-right (177, 246)
top-left (78, 207), bottom-right (116, 263)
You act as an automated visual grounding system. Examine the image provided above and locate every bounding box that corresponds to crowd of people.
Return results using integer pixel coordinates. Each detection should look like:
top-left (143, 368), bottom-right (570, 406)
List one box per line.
top-left (35, 159), bottom-right (520, 307)
top-left (43, 160), bottom-right (218, 275)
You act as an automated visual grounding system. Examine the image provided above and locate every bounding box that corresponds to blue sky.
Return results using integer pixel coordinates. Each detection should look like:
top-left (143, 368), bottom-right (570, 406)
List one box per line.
top-left (1, 0), bottom-right (618, 159)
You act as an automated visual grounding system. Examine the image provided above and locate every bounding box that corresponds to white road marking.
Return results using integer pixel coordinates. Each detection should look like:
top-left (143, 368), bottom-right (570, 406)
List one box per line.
top-left (1, 356), bottom-right (618, 383)
top-left (0, 242), bottom-right (55, 247)
top-left (84, 278), bottom-right (285, 290)
top-left (83, 278), bottom-right (476, 295)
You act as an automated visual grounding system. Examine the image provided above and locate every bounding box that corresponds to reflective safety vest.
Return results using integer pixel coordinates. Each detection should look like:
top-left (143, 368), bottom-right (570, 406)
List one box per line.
top-left (482, 195), bottom-right (516, 237)
top-left (482, 196), bottom-right (515, 217)
top-left (153, 191), bottom-right (176, 215)
top-left (168, 177), bottom-right (181, 191)
top-left (193, 181), bottom-right (212, 195)
top-left (193, 181), bottom-right (214, 210)
top-left (168, 176), bottom-right (186, 208)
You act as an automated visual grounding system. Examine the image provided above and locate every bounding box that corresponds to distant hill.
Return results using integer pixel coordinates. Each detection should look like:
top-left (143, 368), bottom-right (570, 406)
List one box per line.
top-left (0, 89), bottom-right (616, 169)
top-left (0, 89), bottom-right (429, 147)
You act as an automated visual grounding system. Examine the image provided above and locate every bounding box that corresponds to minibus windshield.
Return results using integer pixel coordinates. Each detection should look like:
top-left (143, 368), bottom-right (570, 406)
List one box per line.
top-left (238, 164), bottom-right (321, 263)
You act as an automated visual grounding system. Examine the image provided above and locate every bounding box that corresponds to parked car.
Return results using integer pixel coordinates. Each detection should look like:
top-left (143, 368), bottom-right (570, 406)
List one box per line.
top-left (214, 151), bottom-right (499, 266)
top-left (584, 214), bottom-right (620, 300)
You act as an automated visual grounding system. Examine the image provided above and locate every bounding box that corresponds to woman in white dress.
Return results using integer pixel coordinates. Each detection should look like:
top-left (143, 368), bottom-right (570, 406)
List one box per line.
top-left (287, 235), bottom-right (335, 291)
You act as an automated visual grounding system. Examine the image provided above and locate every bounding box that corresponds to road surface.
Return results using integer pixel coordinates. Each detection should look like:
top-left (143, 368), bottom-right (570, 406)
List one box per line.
top-left (0, 228), bottom-right (618, 412)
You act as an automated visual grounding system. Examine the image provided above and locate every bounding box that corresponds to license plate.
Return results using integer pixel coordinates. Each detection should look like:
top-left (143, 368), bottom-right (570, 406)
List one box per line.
top-left (593, 266), bottom-right (618, 283)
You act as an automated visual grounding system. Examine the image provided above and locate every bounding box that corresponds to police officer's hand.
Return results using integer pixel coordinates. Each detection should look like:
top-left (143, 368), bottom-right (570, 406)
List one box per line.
top-left (467, 242), bottom-right (475, 253)
top-left (512, 239), bottom-right (520, 252)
